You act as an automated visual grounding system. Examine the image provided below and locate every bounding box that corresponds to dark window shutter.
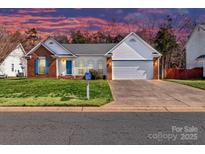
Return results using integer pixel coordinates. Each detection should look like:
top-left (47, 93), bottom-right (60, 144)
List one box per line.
top-left (35, 58), bottom-right (39, 75)
top-left (46, 58), bottom-right (49, 75)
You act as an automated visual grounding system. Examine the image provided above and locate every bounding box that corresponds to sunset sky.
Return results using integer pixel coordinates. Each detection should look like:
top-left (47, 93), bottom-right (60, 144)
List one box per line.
top-left (0, 8), bottom-right (205, 37)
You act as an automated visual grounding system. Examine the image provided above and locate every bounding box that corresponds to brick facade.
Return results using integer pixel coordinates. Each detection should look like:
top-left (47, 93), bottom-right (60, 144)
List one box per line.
top-left (27, 45), bottom-right (56, 78)
top-left (58, 75), bottom-right (75, 79)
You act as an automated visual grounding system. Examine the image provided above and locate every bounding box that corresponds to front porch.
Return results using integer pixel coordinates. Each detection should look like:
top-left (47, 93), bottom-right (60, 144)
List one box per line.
top-left (56, 56), bottom-right (107, 79)
top-left (56, 57), bottom-right (78, 79)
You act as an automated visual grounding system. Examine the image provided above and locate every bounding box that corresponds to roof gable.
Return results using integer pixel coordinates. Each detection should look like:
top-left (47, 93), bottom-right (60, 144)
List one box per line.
top-left (43, 38), bottom-right (75, 56)
top-left (185, 25), bottom-right (205, 48)
top-left (0, 43), bottom-right (25, 64)
top-left (17, 43), bottom-right (26, 54)
top-left (105, 32), bottom-right (161, 60)
top-left (26, 38), bottom-right (76, 57)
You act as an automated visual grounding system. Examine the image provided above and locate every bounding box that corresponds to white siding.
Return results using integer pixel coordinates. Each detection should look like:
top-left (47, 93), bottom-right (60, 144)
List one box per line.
top-left (0, 46), bottom-right (26, 77)
top-left (111, 34), bottom-right (154, 60)
top-left (186, 26), bottom-right (205, 69)
top-left (112, 60), bottom-right (153, 80)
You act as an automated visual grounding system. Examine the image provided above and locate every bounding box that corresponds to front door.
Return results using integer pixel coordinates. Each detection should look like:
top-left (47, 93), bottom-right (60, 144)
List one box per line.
top-left (66, 60), bottom-right (72, 75)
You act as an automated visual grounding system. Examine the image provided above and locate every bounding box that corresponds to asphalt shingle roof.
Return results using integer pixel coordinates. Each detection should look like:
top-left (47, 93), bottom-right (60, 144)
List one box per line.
top-left (62, 43), bottom-right (117, 55)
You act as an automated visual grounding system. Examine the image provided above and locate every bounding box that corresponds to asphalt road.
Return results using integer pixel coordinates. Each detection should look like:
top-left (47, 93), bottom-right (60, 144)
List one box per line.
top-left (0, 112), bottom-right (204, 145)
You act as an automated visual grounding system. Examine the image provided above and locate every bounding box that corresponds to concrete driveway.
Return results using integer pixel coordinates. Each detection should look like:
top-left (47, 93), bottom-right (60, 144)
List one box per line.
top-left (107, 80), bottom-right (205, 108)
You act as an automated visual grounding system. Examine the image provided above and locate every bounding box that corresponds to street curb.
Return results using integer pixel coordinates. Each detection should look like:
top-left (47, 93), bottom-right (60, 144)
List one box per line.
top-left (0, 107), bottom-right (83, 112)
top-left (164, 106), bottom-right (205, 112)
top-left (0, 106), bottom-right (205, 112)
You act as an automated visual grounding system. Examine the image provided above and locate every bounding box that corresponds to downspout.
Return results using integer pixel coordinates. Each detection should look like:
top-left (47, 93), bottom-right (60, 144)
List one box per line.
top-left (161, 56), bottom-right (164, 79)
top-left (158, 57), bottom-right (160, 80)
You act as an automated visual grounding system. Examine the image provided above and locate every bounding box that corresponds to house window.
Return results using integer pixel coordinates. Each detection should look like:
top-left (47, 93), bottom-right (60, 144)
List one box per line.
top-left (11, 64), bottom-right (14, 72)
top-left (97, 60), bottom-right (104, 75)
top-left (39, 57), bottom-right (46, 74)
top-left (87, 60), bottom-right (94, 71)
top-left (78, 60), bottom-right (85, 75)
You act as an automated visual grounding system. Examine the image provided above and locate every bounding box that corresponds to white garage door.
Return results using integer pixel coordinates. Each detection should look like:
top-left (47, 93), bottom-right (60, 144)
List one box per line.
top-left (112, 60), bottom-right (153, 80)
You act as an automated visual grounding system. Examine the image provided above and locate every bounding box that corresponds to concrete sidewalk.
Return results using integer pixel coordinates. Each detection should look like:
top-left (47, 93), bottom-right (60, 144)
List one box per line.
top-left (0, 106), bottom-right (205, 112)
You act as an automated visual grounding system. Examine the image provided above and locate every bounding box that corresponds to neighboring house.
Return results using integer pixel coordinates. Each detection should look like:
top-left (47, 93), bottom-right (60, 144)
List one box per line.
top-left (25, 32), bottom-right (161, 80)
top-left (186, 24), bottom-right (205, 77)
top-left (0, 44), bottom-right (27, 77)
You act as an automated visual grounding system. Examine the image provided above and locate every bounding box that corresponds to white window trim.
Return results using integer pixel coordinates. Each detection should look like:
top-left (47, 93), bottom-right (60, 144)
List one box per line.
top-left (38, 57), bottom-right (46, 75)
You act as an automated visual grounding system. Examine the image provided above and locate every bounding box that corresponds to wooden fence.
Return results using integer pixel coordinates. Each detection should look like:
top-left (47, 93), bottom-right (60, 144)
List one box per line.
top-left (165, 68), bottom-right (203, 79)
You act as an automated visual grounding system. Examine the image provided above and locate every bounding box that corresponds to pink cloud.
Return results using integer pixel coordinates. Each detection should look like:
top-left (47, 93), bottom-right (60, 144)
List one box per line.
top-left (0, 12), bottom-right (165, 38)
top-left (0, 14), bottom-right (138, 38)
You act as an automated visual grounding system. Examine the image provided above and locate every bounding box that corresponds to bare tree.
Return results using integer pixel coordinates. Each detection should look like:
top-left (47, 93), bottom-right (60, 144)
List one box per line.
top-left (169, 14), bottom-right (195, 68)
top-left (0, 27), bottom-right (20, 63)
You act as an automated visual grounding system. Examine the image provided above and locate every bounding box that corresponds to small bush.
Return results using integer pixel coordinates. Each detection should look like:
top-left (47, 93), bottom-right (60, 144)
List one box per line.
top-left (89, 69), bottom-right (103, 80)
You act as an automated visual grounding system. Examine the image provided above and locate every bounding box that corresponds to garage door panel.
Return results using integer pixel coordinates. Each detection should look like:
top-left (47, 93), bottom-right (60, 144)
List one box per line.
top-left (112, 61), bottom-right (153, 80)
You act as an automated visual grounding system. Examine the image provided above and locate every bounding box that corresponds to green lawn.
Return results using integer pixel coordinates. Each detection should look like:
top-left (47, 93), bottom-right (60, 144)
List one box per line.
top-left (0, 78), bottom-right (113, 106)
top-left (167, 79), bottom-right (205, 90)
